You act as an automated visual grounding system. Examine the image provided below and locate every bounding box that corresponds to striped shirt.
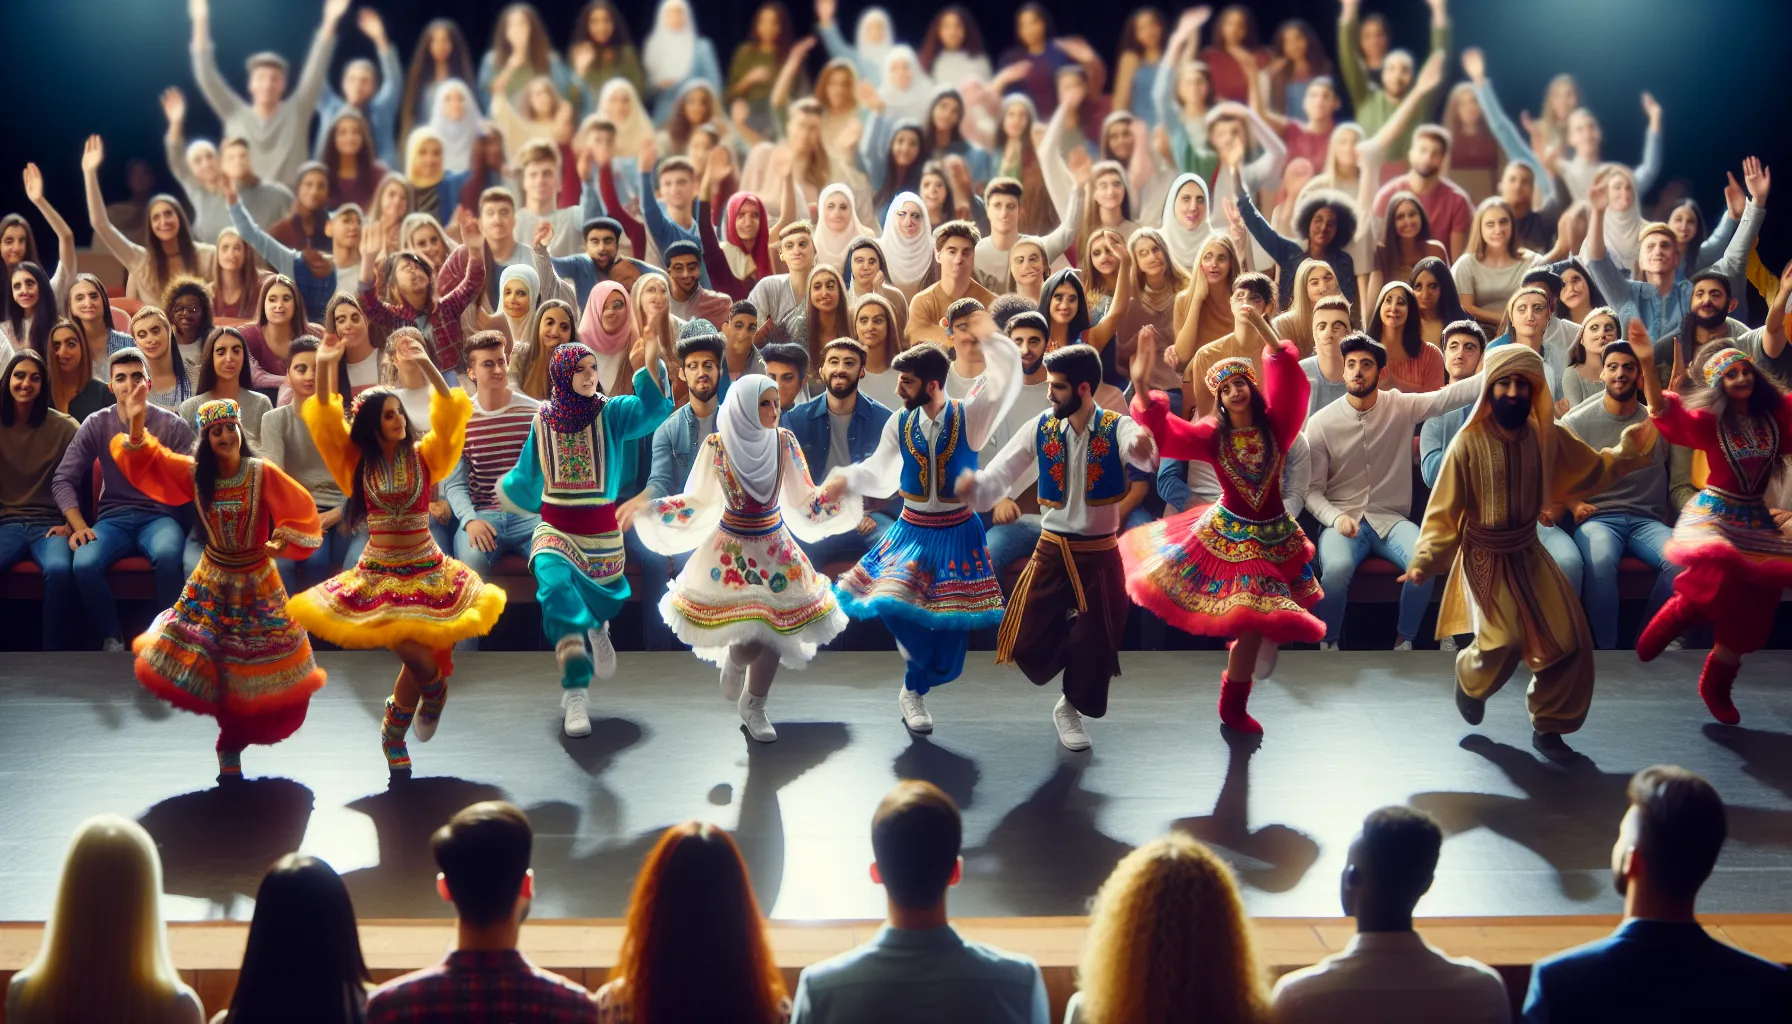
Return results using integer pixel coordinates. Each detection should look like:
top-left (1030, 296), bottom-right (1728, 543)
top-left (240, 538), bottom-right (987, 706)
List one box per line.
top-left (458, 391), bottom-right (540, 513)
top-left (366, 949), bottom-right (597, 1024)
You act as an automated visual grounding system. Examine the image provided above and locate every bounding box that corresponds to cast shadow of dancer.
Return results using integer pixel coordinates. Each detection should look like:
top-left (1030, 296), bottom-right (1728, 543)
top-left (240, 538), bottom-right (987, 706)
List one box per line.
top-left (338, 777), bottom-right (509, 917)
top-left (1704, 725), bottom-right (1792, 800)
top-left (964, 758), bottom-right (1135, 916)
top-left (894, 735), bottom-right (982, 812)
top-left (1172, 731), bottom-right (1321, 895)
top-left (138, 778), bottom-right (315, 915)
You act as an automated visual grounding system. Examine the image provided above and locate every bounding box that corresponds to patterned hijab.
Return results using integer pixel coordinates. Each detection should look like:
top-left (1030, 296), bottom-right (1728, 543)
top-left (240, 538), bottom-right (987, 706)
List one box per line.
top-left (541, 342), bottom-right (605, 433)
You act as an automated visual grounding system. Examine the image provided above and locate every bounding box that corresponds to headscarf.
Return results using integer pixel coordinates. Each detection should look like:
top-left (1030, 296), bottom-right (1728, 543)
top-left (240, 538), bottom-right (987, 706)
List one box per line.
top-left (426, 80), bottom-right (481, 173)
top-left (578, 280), bottom-right (635, 356)
top-left (597, 78), bottom-right (655, 155)
top-left (723, 192), bottom-right (773, 279)
top-left (498, 264), bottom-right (541, 343)
top-left (1463, 344), bottom-right (1560, 482)
top-left (719, 373), bottom-right (780, 502)
top-left (878, 45), bottom-right (935, 123)
top-left (541, 341), bottom-right (605, 433)
top-left (878, 192), bottom-right (935, 289)
top-left (812, 182), bottom-right (866, 269)
top-left (1598, 164), bottom-right (1645, 273)
top-left (643, 0), bottom-right (699, 84)
top-left (855, 8), bottom-right (896, 74)
top-left (405, 127), bottom-right (445, 189)
top-left (1160, 172), bottom-right (1212, 271)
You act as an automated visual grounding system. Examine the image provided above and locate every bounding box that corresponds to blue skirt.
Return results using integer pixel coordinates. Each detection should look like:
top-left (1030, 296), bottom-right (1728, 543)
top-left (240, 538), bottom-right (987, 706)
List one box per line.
top-left (834, 506), bottom-right (1006, 630)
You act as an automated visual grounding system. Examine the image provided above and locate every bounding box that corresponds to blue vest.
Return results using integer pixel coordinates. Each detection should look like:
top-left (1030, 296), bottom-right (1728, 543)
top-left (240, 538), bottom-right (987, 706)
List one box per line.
top-left (1036, 407), bottom-right (1128, 509)
top-left (898, 400), bottom-right (977, 504)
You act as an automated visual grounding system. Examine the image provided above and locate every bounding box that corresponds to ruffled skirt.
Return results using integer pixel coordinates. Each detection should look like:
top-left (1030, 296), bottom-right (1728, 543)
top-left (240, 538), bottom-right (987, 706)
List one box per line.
top-left (289, 535), bottom-right (506, 663)
top-left (1664, 488), bottom-right (1792, 617)
top-left (662, 516), bottom-right (845, 668)
top-left (834, 506), bottom-right (1005, 631)
top-left (1120, 502), bottom-right (1324, 644)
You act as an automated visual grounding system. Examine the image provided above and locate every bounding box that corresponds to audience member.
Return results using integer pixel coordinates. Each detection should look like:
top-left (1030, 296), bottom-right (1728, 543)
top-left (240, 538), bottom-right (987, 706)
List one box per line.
top-left (217, 854), bottom-right (372, 1024)
top-left (783, 337), bottom-right (895, 564)
top-left (0, 350), bottom-right (80, 649)
top-left (444, 331), bottom-right (541, 581)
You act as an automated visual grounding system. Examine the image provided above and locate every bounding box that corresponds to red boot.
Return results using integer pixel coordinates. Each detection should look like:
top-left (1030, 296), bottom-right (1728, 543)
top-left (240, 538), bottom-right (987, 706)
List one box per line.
top-left (1637, 595), bottom-right (1694, 662)
top-left (1698, 654), bottom-right (1742, 726)
top-left (1218, 674), bottom-right (1263, 734)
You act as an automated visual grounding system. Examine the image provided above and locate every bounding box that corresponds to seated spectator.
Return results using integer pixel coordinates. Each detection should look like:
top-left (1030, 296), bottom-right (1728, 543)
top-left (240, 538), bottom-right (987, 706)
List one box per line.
top-left (0, 350), bottom-right (80, 650)
top-left (216, 854), bottom-right (372, 1024)
top-left (261, 336), bottom-right (351, 591)
top-left (1523, 766), bottom-right (1792, 1021)
top-left (444, 331), bottom-right (541, 581)
top-left (539, 217), bottom-right (655, 312)
top-left (718, 300), bottom-right (768, 396)
top-left (906, 221), bottom-right (996, 348)
top-left (790, 781), bottom-right (1048, 1024)
top-left (783, 337), bottom-right (895, 564)
top-left (597, 822), bottom-right (788, 1022)
top-left (1184, 272), bottom-right (1277, 419)
top-left (179, 327), bottom-right (274, 449)
top-left (1066, 832), bottom-right (1271, 1024)
top-left (1272, 807), bottom-right (1508, 1023)
top-left (367, 801), bottom-right (597, 1023)
top-left (762, 342), bottom-right (815, 411)
top-left (5, 814), bottom-right (204, 1023)
top-left (1298, 294), bottom-right (1353, 417)
top-left (52, 348), bottom-right (196, 651)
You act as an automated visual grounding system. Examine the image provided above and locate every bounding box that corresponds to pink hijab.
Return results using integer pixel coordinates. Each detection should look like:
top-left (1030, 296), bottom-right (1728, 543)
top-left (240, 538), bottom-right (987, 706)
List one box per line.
top-left (577, 280), bottom-right (634, 356)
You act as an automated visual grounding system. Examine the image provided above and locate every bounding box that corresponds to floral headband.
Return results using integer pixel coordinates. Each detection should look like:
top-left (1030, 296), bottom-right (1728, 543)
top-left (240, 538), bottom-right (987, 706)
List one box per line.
top-left (1205, 356), bottom-right (1258, 396)
top-left (195, 398), bottom-right (240, 432)
top-left (1703, 348), bottom-right (1752, 388)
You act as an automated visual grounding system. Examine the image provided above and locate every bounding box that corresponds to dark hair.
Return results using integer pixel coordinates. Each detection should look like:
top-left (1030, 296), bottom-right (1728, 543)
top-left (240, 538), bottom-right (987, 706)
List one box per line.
top-left (1272, 17), bottom-right (1334, 76)
top-left (195, 326), bottom-right (254, 395)
top-left (288, 335), bottom-right (322, 359)
top-left (1689, 270), bottom-right (1732, 300)
top-left (321, 111), bottom-right (378, 204)
top-left (258, 274), bottom-right (312, 337)
top-left (1368, 283), bottom-right (1423, 360)
top-left (1118, 7), bottom-right (1166, 57)
top-left (1625, 766), bottom-right (1726, 903)
top-left (489, 2), bottom-right (554, 74)
top-left (223, 854), bottom-right (371, 1024)
top-left (1233, 271), bottom-right (1275, 309)
top-left (891, 343), bottom-right (949, 386)
top-left (609, 823), bottom-right (786, 1024)
top-left (463, 329), bottom-right (508, 364)
top-left (572, 0), bottom-right (636, 51)
top-left (760, 341), bottom-right (809, 378)
top-left (875, 121), bottom-right (930, 216)
top-left (1294, 193), bottom-right (1357, 255)
top-left (340, 387), bottom-right (415, 534)
top-left (432, 800), bottom-right (533, 928)
top-left (746, 0), bottom-right (796, 60)
top-left (944, 296), bottom-right (986, 327)
top-left (1006, 310), bottom-right (1049, 336)
top-left (919, 6), bottom-right (987, 72)
top-left (1685, 340), bottom-right (1792, 447)
top-left (983, 177), bottom-right (1024, 204)
top-left (1601, 339), bottom-right (1638, 368)
top-left (1565, 307), bottom-right (1620, 368)
top-left (1044, 344), bottom-right (1101, 394)
top-left (1668, 199), bottom-right (1711, 276)
top-left (987, 292), bottom-right (1037, 334)
top-left (871, 781), bottom-right (962, 910)
top-left (933, 219), bottom-right (981, 249)
top-left (4, 261), bottom-right (55, 355)
top-left (676, 333), bottom-right (725, 363)
top-left (1441, 318), bottom-right (1487, 350)
top-left (1556, 258), bottom-right (1609, 317)
top-left (821, 337), bottom-right (869, 362)
top-left (1376, 191), bottom-right (1437, 276)
top-left (1040, 268), bottom-right (1092, 344)
top-left (1410, 256), bottom-right (1467, 326)
top-left (1339, 331), bottom-right (1387, 368)
top-left (63, 271), bottom-right (118, 333)
top-left (925, 89), bottom-right (969, 151)
top-left (0, 213), bottom-right (42, 267)
top-left (728, 300), bottom-right (759, 322)
top-left (1521, 267), bottom-right (1564, 297)
top-left (401, 20), bottom-right (477, 141)
top-left (0, 350), bottom-right (51, 427)
top-left (162, 275), bottom-right (216, 346)
top-left (143, 195), bottom-right (200, 293)
top-left (1358, 806), bottom-right (1443, 907)
top-left (657, 155), bottom-right (697, 183)
top-left (192, 401), bottom-right (260, 513)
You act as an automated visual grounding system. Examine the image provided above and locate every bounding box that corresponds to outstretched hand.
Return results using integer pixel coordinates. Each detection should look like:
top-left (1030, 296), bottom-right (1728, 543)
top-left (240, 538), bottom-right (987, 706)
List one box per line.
top-left (1130, 325), bottom-right (1160, 392)
top-left (1743, 155), bottom-right (1771, 206)
top-left (81, 135), bottom-right (104, 174)
top-left (1460, 47), bottom-right (1486, 85)
top-left (1396, 567), bottom-right (1427, 585)
top-left (21, 163), bottom-right (44, 203)
top-left (161, 87), bottom-right (186, 126)
top-left (1724, 171), bottom-right (1746, 221)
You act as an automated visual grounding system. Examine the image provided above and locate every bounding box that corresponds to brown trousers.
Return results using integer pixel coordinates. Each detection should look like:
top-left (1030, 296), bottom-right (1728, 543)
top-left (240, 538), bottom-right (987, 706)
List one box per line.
top-left (996, 531), bottom-right (1126, 717)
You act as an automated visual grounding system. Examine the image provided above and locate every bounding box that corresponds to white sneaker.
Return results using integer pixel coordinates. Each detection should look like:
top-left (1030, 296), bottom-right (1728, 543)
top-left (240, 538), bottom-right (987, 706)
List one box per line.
top-left (739, 691), bottom-right (777, 742)
top-left (562, 688), bottom-right (591, 738)
top-left (1052, 696), bottom-right (1091, 751)
top-left (720, 654), bottom-right (747, 702)
top-left (1320, 641), bottom-right (1340, 652)
top-left (1254, 642), bottom-right (1280, 680)
top-left (1393, 639), bottom-right (1414, 652)
top-left (1664, 638), bottom-right (1686, 652)
top-left (102, 637), bottom-right (126, 653)
top-left (1440, 635), bottom-right (1459, 653)
top-left (587, 623), bottom-right (617, 680)
top-left (898, 686), bottom-right (933, 733)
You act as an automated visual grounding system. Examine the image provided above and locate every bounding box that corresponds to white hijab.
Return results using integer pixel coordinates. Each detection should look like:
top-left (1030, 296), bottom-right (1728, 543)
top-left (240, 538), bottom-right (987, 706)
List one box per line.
top-left (1600, 166), bottom-right (1645, 273)
top-left (499, 264), bottom-right (540, 345)
top-left (597, 79), bottom-right (655, 155)
top-left (644, 0), bottom-right (698, 85)
top-left (720, 374), bottom-right (781, 503)
top-left (855, 9), bottom-right (896, 75)
top-left (812, 183), bottom-right (864, 269)
top-left (1160, 172), bottom-right (1213, 272)
top-left (879, 192), bottom-right (934, 288)
top-left (427, 80), bottom-right (482, 174)
top-left (878, 46), bottom-right (934, 123)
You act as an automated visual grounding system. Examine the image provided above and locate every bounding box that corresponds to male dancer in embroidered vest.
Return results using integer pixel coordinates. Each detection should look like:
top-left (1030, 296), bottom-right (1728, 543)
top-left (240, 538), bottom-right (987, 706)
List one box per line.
top-left (112, 393), bottom-right (324, 782)
top-left (1627, 332), bottom-right (1792, 724)
top-left (499, 337), bottom-right (673, 737)
top-left (955, 344), bottom-right (1156, 751)
top-left (820, 299), bottom-right (1021, 733)
top-left (1405, 344), bottom-right (1658, 761)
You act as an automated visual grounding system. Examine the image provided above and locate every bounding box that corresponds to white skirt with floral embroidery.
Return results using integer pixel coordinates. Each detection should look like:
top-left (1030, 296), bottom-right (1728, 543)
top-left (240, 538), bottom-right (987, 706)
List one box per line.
top-left (659, 515), bottom-right (848, 669)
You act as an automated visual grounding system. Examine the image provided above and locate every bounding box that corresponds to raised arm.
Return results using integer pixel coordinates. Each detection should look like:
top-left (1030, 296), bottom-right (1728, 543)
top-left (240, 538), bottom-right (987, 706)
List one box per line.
top-left (1037, 99), bottom-right (1078, 217)
top-left (1258, 335), bottom-right (1310, 450)
top-left (1130, 327), bottom-right (1217, 463)
top-left (291, 0), bottom-right (350, 117)
top-left (1238, 102), bottom-right (1287, 193)
top-left (1763, 260), bottom-right (1792, 361)
top-left (1336, 0), bottom-right (1369, 108)
top-left (1633, 93), bottom-right (1663, 197)
top-left (229, 196), bottom-right (300, 278)
top-left (962, 319), bottom-right (1022, 451)
top-left (80, 136), bottom-right (145, 267)
top-left (21, 163), bottom-right (76, 284)
top-left (1367, 51), bottom-right (1446, 156)
top-left (1707, 157), bottom-right (1769, 284)
top-left (1232, 188), bottom-right (1301, 268)
top-left (110, 384), bottom-right (198, 507)
top-left (187, 0), bottom-right (245, 119)
top-left (1465, 54), bottom-right (1550, 200)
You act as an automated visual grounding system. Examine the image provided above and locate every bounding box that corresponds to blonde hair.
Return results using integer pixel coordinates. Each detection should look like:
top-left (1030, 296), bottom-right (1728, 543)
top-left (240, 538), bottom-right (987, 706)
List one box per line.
top-left (10, 815), bottom-right (195, 1022)
top-left (1466, 196), bottom-right (1529, 263)
top-left (1075, 833), bottom-right (1270, 1024)
top-left (1271, 258), bottom-right (1340, 355)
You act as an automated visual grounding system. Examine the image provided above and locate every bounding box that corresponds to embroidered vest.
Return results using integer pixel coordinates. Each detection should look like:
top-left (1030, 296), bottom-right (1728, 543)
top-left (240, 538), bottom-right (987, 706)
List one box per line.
top-left (535, 414), bottom-right (618, 534)
top-left (898, 400), bottom-right (976, 505)
top-left (1036, 408), bottom-right (1127, 508)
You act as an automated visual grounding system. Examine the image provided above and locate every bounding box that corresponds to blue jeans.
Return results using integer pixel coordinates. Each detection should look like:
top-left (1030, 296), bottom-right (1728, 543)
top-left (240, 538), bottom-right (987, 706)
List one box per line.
top-left (1573, 513), bottom-right (1677, 649)
top-left (1314, 518), bottom-right (1432, 644)
top-left (799, 510), bottom-right (896, 568)
top-left (1538, 522), bottom-right (1584, 600)
top-left (275, 518), bottom-right (354, 592)
top-left (71, 509), bottom-right (186, 647)
top-left (452, 510), bottom-right (541, 578)
top-left (0, 521), bottom-right (77, 649)
top-left (986, 515), bottom-right (1042, 573)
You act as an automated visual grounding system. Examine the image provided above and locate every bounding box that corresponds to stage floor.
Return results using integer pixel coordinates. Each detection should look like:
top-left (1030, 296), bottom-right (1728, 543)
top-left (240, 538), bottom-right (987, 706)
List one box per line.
top-left (3, 650), bottom-right (1791, 923)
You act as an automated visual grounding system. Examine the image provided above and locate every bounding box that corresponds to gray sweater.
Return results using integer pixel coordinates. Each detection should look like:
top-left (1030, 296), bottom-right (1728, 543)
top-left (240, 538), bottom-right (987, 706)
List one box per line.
top-left (258, 403), bottom-right (344, 509)
top-left (1557, 397), bottom-right (1668, 521)
top-left (190, 28), bottom-right (336, 185)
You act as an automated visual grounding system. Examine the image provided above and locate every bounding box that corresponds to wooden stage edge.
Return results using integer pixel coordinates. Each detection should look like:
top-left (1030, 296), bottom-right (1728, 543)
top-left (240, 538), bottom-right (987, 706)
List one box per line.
top-left (4, 915), bottom-right (1791, 1020)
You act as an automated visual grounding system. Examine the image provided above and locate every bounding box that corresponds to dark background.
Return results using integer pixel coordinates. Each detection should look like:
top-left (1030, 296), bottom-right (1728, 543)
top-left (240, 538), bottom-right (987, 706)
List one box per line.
top-left (4, 0), bottom-right (1787, 280)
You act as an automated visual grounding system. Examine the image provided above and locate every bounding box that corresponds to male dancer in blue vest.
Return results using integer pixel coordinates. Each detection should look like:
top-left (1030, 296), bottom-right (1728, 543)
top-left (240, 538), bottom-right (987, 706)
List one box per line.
top-left (820, 299), bottom-right (1021, 733)
top-left (955, 344), bottom-right (1157, 750)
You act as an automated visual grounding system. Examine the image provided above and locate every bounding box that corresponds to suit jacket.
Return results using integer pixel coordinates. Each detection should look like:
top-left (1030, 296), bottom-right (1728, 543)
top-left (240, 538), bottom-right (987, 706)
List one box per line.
top-left (781, 391), bottom-right (894, 481)
top-left (1522, 919), bottom-right (1792, 1023)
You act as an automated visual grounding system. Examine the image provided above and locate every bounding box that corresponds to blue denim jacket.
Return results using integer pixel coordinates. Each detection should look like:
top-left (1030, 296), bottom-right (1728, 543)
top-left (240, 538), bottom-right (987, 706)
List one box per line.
top-left (781, 391), bottom-right (894, 480)
top-left (644, 402), bottom-right (717, 500)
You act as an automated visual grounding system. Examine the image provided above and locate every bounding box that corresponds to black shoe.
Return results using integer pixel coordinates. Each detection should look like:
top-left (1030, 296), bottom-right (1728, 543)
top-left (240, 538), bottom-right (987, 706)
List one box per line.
top-left (1532, 730), bottom-right (1575, 762)
top-left (1455, 684), bottom-right (1486, 726)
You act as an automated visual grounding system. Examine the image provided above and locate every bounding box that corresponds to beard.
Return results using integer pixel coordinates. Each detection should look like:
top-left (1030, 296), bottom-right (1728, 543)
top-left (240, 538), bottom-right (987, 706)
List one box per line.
top-left (1692, 305), bottom-right (1727, 330)
top-left (827, 375), bottom-right (858, 400)
top-left (1605, 381), bottom-right (1638, 404)
top-left (1050, 391), bottom-right (1084, 419)
top-left (1345, 378), bottom-right (1376, 397)
top-left (1490, 395), bottom-right (1530, 430)
top-left (1020, 354), bottom-right (1043, 376)
top-left (902, 388), bottom-right (928, 410)
top-left (688, 381), bottom-right (718, 404)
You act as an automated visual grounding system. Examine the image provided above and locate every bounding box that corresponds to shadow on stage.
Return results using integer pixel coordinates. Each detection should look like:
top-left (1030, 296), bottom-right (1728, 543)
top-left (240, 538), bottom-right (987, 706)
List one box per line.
top-left (138, 778), bottom-right (316, 914)
top-left (1172, 730), bottom-right (1321, 895)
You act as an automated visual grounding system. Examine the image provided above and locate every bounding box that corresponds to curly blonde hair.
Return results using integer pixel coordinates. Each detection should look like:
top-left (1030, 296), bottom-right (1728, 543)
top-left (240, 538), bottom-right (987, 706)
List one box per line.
top-left (1075, 833), bottom-right (1270, 1024)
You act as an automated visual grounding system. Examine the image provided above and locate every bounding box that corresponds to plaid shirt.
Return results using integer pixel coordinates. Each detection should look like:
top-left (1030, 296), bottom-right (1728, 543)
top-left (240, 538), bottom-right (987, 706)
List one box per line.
top-left (362, 244), bottom-right (486, 374)
top-left (366, 949), bottom-right (597, 1024)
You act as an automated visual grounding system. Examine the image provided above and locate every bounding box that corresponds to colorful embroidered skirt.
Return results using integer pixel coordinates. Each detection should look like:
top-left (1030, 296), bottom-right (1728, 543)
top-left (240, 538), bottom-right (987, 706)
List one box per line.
top-left (662, 508), bottom-right (846, 668)
top-left (531, 523), bottom-right (630, 630)
top-left (834, 505), bottom-right (1005, 631)
top-left (289, 535), bottom-right (506, 660)
top-left (1120, 502), bottom-right (1324, 643)
top-left (133, 551), bottom-right (323, 745)
top-left (1667, 488), bottom-right (1792, 588)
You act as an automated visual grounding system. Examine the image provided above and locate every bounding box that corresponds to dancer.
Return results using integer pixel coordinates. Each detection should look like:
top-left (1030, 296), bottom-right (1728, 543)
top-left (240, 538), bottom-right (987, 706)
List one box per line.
top-left (819, 301), bottom-right (1020, 733)
top-left (290, 331), bottom-right (505, 776)
top-left (635, 372), bottom-right (862, 742)
top-left (955, 344), bottom-right (1156, 751)
top-left (1630, 332), bottom-right (1792, 724)
top-left (498, 338), bottom-right (672, 738)
top-left (1404, 344), bottom-right (1656, 758)
top-left (111, 393), bottom-right (324, 782)
top-left (1120, 320), bottom-right (1323, 734)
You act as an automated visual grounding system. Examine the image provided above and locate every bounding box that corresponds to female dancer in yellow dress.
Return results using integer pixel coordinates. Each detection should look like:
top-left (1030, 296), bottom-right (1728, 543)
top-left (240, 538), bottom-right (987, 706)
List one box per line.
top-left (111, 391), bottom-right (324, 781)
top-left (290, 331), bottom-right (506, 775)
